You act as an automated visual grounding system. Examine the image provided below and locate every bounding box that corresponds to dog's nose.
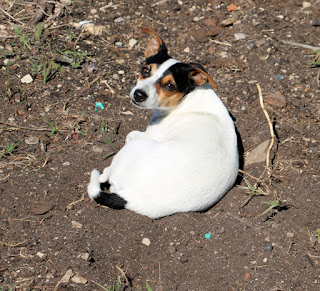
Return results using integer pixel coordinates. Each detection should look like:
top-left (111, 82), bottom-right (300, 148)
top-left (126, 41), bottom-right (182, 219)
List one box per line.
top-left (133, 89), bottom-right (148, 102)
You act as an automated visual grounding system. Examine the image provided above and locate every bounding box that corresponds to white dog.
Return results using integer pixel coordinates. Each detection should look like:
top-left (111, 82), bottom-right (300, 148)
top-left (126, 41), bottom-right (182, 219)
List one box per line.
top-left (88, 27), bottom-right (239, 219)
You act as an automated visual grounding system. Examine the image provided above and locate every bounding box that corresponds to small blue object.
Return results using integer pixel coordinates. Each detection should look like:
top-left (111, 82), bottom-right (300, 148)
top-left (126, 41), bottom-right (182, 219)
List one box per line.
top-left (95, 102), bottom-right (105, 112)
top-left (274, 74), bottom-right (284, 80)
top-left (204, 233), bottom-right (211, 239)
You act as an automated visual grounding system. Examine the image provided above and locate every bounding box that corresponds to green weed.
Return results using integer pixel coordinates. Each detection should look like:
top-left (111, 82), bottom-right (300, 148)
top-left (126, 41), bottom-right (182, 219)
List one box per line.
top-left (316, 229), bottom-right (320, 240)
top-left (101, 118), bottom-right (113, 144)
top-left (14, 26), bottom-right (31, 49)
top-left (258, 199), bottom-right (287, 217)
top-left (60, 47), bottom-right (91, 68)
top-left (40, 115), bottom-right (60, 136)
top-left (309, 50), bottom-right (320, 67)
top-left (239, 178), bottom-right (269, 207)
top-left (0, 141), bottom-right (22, 159)
top-left (34, 22), bottom-right (45, 42)
top-left (42, 57), bottom-right (61, 84)
top-left (0, 281), bottom-right (18, 291)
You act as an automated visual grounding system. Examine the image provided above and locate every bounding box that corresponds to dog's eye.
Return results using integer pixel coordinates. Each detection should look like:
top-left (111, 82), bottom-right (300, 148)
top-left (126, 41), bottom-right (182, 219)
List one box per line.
top-left (164, 83), bottom-right (176, 91)
top-left (141, 66), bottom-right (151, 78)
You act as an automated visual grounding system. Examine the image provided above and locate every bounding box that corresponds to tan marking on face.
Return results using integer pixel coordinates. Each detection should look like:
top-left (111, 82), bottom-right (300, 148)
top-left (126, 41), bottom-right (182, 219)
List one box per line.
top-left (156, 74), bottom-right (185, 108)
top-left (138, 63), bottom-right (158, 80)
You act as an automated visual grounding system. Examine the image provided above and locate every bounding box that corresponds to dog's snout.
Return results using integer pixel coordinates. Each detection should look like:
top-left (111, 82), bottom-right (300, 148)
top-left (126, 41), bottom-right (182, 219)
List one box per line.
top-left (133, 89), bottom-right (148, 103)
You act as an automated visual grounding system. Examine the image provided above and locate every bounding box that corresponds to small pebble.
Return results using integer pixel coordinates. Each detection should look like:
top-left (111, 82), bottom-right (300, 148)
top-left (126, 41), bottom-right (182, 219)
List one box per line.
top-left (274, 74), bottom-right (284, 80)
top-left (264, 243), bottom-right (273, 251)
top-left (244, 272), bottom-right (251, 280)
top-left (21, 74), bottom-right (33, 84)
top-left (72, 275), bottom-right (88, 284)
top-left (25, 136), bottom-right (39, 145)
top-left (128, 38), bottom-right (138, 48)
top-left (234, 33), bottom-right (246, 40)
top-left (183, 47), bottom-right (190, 53)
top-left (142, 238), bottom-right (150, 246)
top-left (71, 221), bottom-right (83, 229)
top-left (114, 17), bottom-right (125, 23)
top-left (168, 245), bottom-right (176, 255)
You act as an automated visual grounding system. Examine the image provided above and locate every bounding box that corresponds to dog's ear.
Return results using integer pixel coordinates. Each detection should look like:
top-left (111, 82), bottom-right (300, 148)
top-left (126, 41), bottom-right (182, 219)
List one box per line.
top-left (190, 67), bottom-right (218, 90)
top-left (142, 27), bottom-right (168, 58)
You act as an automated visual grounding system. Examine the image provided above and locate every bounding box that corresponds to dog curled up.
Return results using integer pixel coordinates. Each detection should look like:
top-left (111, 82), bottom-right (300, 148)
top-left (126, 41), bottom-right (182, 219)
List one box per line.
top-left (88, 27), bottom-right (239, 219)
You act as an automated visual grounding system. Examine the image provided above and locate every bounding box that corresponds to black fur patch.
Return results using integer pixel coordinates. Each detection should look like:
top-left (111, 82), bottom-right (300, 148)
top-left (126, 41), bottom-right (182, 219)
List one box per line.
top-left (162, 63), bottom-right (197, 95)
top-left (94, 192), bottom-right (127, 209)
top-left (146, 51), bottom-right (171, 66)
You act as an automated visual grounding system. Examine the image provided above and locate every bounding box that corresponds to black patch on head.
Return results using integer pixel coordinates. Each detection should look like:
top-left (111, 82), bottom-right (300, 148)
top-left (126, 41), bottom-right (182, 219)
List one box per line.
top-left (162, 63), bottom-right (197, 95)
top-left (146, 51), bottom-right (171, 65)
top-left (145, 40), bottom-right (171, 65)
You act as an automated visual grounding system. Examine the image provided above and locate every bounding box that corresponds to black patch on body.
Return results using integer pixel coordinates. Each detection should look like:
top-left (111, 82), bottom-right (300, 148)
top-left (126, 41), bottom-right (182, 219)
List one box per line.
top-left (94, 191), bottom-right (127, 209)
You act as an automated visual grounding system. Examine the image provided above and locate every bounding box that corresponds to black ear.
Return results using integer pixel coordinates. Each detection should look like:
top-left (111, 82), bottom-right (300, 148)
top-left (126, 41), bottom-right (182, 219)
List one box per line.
top-left (189, 66), bottom-right (218, 89)
top-left (142, 27), bottom-right (168, 58)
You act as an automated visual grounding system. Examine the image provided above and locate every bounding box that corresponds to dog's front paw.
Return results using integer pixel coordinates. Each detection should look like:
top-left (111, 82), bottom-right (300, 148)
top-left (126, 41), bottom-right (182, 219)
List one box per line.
top-left (126, 130), bottom-right (145, 143)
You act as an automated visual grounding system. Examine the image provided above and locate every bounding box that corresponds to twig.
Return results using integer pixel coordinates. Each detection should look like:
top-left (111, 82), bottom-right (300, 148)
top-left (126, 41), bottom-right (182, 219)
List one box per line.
top-left (0, 121), bottom-right (67, 132)
top-left (277, 37), bottom-right (320, 51)
top-left (66, 196), bottom-right (85, 210)
top-left (1, 239), bottom-right (29, 247)
top-left (90, 280), bottom-right (109, 290)
top-left (0, 7), bottom-right (25, 25)
top-left (256, 84), bottom-right (275, 180)
top-left (116, 265), bottom-right (130, 286)
top-left (238, 169), bottom-right (261, 181)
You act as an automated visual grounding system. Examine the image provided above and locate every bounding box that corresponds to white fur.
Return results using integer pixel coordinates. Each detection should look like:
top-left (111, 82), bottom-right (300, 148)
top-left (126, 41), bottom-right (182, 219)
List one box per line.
top-left (88, 62), bottom-right (239, 218)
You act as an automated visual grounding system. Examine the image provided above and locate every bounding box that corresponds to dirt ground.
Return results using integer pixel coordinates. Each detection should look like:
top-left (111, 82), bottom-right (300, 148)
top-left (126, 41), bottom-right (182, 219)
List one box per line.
top-left (0, 0), bottom-right (320, 290)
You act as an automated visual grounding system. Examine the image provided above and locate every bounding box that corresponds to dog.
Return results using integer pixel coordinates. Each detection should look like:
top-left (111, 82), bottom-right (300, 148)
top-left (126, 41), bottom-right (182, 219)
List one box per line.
top-left (88, 27), bottom-right (239, 219)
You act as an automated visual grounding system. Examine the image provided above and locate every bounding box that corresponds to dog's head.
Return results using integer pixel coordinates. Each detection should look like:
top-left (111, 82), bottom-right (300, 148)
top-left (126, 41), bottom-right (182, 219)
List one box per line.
top-left (130, 27), bottom-right (218, 110)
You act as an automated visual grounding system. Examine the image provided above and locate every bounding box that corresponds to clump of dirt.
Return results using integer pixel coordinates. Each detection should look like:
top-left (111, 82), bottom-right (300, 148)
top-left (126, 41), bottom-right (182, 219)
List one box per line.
top-left (0, 0), bottom-right (319, 290)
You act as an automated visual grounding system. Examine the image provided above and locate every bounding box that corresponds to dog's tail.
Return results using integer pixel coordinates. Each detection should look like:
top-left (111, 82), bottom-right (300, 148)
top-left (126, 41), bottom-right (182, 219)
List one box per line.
top-left (87, 169), bottom-right (127, 209)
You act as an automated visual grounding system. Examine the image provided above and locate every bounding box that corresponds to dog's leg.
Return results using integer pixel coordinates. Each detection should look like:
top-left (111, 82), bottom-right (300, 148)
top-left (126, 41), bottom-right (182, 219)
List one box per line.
top-left (88, 169), bottom-right (101, 200)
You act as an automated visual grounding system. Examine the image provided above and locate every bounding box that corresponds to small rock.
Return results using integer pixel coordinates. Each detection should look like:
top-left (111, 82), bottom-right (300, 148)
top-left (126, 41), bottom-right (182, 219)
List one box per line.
top-left (208, 46), bottom-right (216, 54)
top-left (183, 47), bottom-right (190, 53)
top-left (244, 272), bottom-right (251, 280)
top-left (21, 74), bottom-right (33, 84)
top-left (72, 221), bottom-right (83, 229)
top-left (72, 274), bottom-right (88, 284)
top-left (287, 232), bottom-right (294, 238)
top-left (92, 145), bottom-right (103, 153)
top-left (234, 33), bottom-right (246, 40)
top-left (128, 38), bottom-right (138, 49)
top-left (245, 139), bottom-right (270, 166)
top-left (189, 231), bottom-right (195, 235)
top-left (36, 252), bottom-right (46, 259)
top-left (216, 227), bottom-right (225, 234)
top-left (114, 17), bottom-right (125, 23)
top-left (265, 91), bottom-right (286, 107)
top-left (227, 3), bottom-right (238, 12)
top-left (78, 253), bottom-right (90, 260)
top-left (25, 136), bottom-right (39, 145)
top-left (221, 18), bottom-right (237, 26)
top-left (60, 269), bottom-right (73, 283)
top-left (31, 201), bottom-right (53, 215)
top-left (142, 238), bottom-right (151, 246)
top-left (263, 257), bottom-right (268, 263)
top-left (63, 161), bottom-right (70, 166)
top-left (264, 243), bottom-right (273, 251)
top-left (311, 16), bottom-right (320, 26)
top-left (302, 1), bottom-right (311, 8)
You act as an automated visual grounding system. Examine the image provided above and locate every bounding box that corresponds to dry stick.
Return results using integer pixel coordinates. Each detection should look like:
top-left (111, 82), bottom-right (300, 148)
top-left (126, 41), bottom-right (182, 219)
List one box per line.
top-left (0, 7), bottom-right (25, 25)
top-left (0, 121), bottom-right (68, 132)
top-left (116, 265), bottom-right (130, 286)
top-left (277, 37), bottom-right (320, 51)
top-left (90, 280), bottom-right (109, 291)
top-left (256, 84), bottom-right (275, 180)
top-left (256, 84), bottom-right (279, 202)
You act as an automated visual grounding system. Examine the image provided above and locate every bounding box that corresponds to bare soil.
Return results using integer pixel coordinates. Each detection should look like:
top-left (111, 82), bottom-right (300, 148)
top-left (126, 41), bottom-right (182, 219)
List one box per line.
top-left (0, 0), bottom-right (319, 290)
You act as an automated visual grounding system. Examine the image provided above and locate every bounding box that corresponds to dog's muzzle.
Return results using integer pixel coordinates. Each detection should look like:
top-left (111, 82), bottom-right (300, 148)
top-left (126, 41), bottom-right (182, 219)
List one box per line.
top-left (133, 89), bottom-right (148, 103)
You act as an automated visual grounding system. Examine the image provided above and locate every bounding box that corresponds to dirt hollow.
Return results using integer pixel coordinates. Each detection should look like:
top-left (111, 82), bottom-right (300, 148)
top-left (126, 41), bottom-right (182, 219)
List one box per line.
top-left (0, 0), bottom-right (319, 290)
